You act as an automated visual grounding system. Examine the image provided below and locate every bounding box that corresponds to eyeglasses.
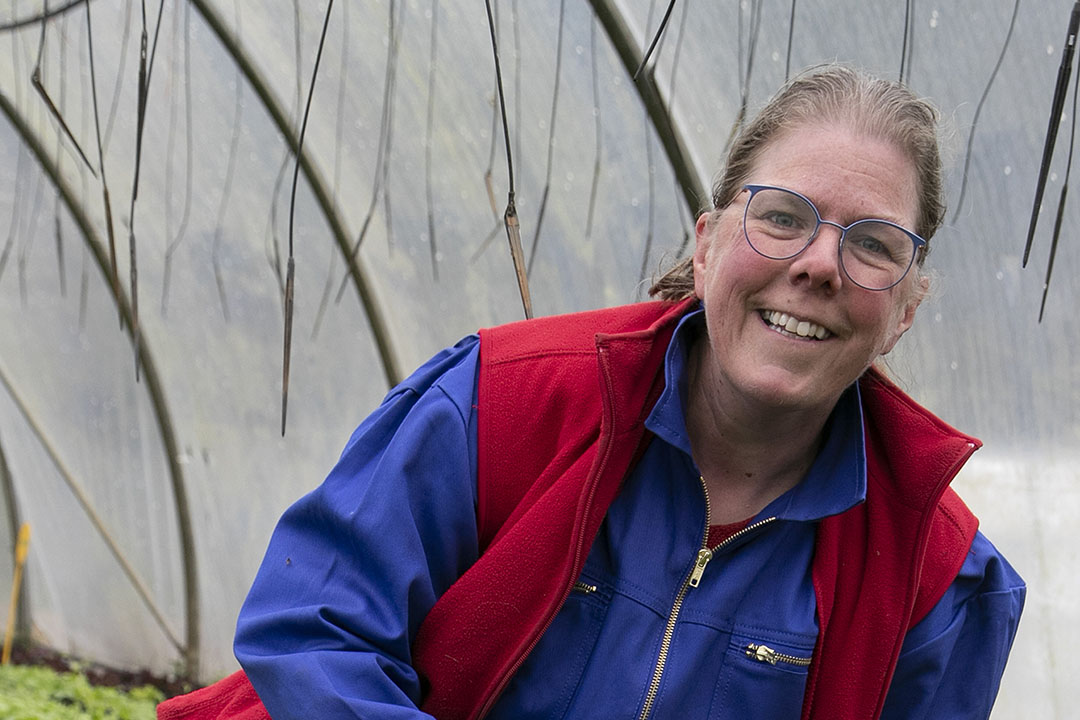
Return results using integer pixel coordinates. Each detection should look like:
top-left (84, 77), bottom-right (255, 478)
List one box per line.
top-left (740, 184), bottom-right (927, 291)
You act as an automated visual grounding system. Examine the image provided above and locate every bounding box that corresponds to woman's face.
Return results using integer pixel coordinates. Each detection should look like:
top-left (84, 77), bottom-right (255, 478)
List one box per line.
top-left (692, 122), bottom-right (927, 416)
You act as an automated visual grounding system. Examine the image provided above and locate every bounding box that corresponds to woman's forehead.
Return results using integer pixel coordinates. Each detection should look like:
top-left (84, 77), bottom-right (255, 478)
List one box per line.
top-left (743, 123), bottom-right (920, 225)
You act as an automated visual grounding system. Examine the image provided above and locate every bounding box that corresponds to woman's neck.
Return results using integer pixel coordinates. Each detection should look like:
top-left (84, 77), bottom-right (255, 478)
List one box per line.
top-left (684, 339), bottom-right (832, 524)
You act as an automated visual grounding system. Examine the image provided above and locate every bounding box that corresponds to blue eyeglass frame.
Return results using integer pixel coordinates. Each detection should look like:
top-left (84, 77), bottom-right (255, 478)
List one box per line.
top-left (740, 184), bottom-right (927, 291)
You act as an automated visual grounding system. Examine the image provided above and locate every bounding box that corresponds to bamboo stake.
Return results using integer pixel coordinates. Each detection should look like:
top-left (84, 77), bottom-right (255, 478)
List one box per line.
top-left (2, 523), bottom-right (30, 665)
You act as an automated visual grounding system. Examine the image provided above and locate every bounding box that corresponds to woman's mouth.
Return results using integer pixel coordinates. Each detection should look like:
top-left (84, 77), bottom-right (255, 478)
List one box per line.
top-left (760, 309), bottom-right (832, 340)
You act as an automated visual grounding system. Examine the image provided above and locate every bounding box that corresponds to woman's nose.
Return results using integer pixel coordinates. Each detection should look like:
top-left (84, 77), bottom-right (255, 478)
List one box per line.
top-left (787, 222), bottom-right (845, 291)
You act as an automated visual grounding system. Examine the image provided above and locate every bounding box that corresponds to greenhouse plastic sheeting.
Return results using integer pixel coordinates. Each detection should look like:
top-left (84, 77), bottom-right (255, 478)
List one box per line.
top-left (0, 1), bottom-right (1075, 717)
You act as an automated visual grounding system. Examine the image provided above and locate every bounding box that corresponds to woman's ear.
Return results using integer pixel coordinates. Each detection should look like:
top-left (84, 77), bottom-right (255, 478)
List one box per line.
top-left (692, 212), bottom-right (713, 300)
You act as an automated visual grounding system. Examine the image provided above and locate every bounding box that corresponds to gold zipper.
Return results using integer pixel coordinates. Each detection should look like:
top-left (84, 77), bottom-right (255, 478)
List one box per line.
top-left (745, 643), bottom-right (812, 668)
top-left (688, 548), bottom-right (713, 587)
top-left (573, 581), bottom-right (598, 595)
top-left (637, 477), bottom-right (776, 720)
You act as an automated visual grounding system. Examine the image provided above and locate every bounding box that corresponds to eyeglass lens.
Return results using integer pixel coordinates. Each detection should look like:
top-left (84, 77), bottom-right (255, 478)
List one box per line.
top-left (743, 187), bottom-right (917, 290)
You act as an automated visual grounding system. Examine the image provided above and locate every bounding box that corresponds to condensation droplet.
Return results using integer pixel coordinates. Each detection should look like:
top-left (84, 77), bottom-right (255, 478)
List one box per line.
top-left (950, 361), bottom-right (959, 371)
top-left (1049, 45), bottom-right (1056, 55)
top-left (934, 312), bottom-right (943, 323)
top-left (1003, 166), bottom-right (1012, 176)
top-left (996, 271), bottom-right (1005, 280)
top-left (771, 51), bottom-right (780, 62)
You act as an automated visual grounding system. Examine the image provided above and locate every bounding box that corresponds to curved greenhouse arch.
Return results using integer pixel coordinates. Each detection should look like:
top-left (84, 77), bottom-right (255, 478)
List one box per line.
top-left (3, 0), bottom-right (711, 681)
top-left (190, 0), bottom-right (403, 389)
top-left (0, 88), bottom-right (199, 678)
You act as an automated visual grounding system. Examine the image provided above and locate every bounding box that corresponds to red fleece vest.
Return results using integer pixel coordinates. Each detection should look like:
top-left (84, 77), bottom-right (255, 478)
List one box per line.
top-left (158, 299), bottom-right (978, 720)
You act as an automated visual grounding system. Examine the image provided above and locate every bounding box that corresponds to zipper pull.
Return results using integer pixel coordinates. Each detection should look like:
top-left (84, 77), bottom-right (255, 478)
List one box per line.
top-left (746, 643), bottom-right (778, 665)
top-left (688, 548), bottom-right (713, 587)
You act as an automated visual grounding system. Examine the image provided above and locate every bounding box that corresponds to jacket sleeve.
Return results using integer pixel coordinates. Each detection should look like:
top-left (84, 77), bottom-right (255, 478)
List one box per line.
top-left (880, 530), bottom-right (1025, 719)
top-left (234, 337), bottom-right (481, 720)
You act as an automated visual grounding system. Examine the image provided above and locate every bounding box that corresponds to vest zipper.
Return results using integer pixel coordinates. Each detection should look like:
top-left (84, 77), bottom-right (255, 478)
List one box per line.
top-left (745, 643), bottom-right (812, 667)
top-left (573, 581), bottom-right (598, 594)
top-left (637, 476), bottom-right (776, 720)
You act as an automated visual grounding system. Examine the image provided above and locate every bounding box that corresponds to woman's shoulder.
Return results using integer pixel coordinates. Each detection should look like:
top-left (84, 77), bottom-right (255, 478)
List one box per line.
top-left (479, 299), bottom-right (691, 361)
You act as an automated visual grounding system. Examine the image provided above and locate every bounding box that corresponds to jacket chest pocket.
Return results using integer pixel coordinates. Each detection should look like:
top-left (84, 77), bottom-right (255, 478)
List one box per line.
top-left (709, 633), bottom-right (813, 719)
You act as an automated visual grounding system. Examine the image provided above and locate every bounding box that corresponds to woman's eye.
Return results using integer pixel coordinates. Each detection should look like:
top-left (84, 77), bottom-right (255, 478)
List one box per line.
top-left (763, 211), bottom-right (798, 228)
top-left (850, 234), bottom-right (892, 258)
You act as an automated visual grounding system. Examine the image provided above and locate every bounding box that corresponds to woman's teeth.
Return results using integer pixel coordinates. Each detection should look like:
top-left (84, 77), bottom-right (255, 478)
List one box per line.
top-left (761, 310), bottom-right (831, 340)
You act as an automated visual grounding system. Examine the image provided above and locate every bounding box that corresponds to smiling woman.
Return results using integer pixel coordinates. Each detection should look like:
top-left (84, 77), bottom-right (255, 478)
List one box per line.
top-left (159, 64), bottom-right (1024, 720)
top-left (685, 123), bottom-right (927, 510)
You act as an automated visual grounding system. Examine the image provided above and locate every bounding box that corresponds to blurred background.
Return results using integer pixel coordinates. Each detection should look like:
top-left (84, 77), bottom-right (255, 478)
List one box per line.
top-left (0, 1), bottom-right (1075, 715)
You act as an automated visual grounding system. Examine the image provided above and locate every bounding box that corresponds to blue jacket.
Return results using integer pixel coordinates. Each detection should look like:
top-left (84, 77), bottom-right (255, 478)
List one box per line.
top-left (234, 307), bottom-right (1024, 719)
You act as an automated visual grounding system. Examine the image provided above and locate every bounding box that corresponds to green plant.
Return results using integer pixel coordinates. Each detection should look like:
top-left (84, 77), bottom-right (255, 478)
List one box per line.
top-left (0, 663), bottom-right (163, 719)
